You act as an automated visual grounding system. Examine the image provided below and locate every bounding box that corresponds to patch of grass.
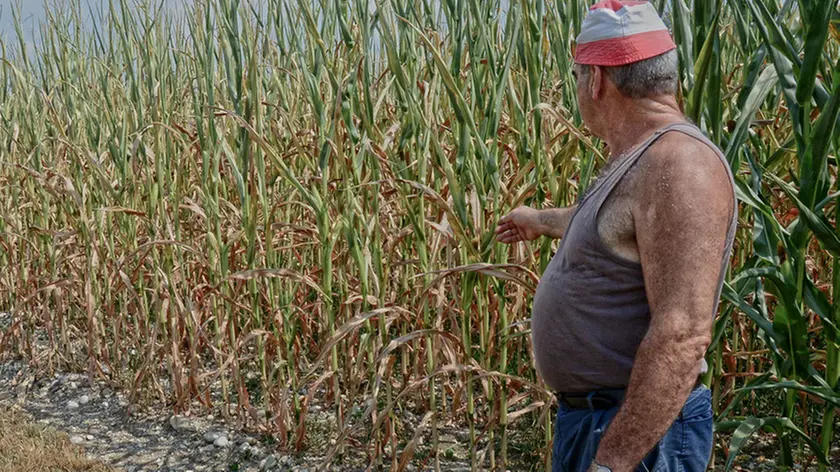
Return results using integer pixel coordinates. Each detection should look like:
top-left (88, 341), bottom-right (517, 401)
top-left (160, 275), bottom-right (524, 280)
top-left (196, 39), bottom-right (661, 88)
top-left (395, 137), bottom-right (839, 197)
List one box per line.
top-left (0, 406), bottom-right (113, 472)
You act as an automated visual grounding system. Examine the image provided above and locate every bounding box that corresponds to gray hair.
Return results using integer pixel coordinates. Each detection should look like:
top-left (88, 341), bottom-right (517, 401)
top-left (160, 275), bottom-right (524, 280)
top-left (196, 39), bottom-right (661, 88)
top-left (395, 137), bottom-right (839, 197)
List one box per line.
top-left (578, 49), bottom-right (679, 99)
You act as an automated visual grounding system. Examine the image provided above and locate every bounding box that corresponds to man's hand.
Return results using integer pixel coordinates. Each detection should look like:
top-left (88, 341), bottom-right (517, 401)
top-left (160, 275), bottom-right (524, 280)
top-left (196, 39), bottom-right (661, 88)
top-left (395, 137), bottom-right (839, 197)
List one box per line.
top-left (495, 207), bottom-right (543, 243)
top-left (495, 206), bottom-right (577, 243)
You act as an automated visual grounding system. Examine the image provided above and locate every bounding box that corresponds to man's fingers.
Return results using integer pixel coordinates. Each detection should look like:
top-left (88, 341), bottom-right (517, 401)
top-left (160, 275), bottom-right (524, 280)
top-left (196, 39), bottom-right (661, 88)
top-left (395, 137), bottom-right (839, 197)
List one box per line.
top-left (495, 221), bottom-right (513, 234)
top-left (497, 227), bottom-right (522, 244)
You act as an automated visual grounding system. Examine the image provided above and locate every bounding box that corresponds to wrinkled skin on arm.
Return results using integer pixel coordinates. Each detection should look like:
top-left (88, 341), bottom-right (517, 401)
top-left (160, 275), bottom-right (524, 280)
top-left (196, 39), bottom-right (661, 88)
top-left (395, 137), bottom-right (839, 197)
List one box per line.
top-left (592, 134), bottom-right (735, 472)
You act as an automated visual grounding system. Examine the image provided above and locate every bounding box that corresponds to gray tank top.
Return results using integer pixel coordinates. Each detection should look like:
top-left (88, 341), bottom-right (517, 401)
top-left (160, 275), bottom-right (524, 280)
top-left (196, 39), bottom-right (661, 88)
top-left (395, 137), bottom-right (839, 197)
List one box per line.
top-left (531, 122), bottom-right (737, 394)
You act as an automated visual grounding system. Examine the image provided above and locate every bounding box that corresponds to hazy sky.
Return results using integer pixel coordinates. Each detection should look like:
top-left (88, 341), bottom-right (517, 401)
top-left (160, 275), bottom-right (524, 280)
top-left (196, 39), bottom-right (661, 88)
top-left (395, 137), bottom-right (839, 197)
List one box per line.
top-left (0, 1), bottom-right (189, 41)
top-left (0, 2), bottom-right (45, 37)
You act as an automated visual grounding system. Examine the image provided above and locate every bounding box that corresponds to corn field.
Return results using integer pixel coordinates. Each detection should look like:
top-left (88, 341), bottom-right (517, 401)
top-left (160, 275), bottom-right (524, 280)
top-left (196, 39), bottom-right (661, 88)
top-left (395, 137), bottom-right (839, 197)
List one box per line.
top-left (0, 0), bottom-right (839, 469)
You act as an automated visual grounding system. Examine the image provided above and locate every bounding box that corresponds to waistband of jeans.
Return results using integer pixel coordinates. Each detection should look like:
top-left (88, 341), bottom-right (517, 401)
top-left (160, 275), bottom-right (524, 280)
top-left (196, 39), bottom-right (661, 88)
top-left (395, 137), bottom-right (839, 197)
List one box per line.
top-left (555, 377), bottom-right (704, 410)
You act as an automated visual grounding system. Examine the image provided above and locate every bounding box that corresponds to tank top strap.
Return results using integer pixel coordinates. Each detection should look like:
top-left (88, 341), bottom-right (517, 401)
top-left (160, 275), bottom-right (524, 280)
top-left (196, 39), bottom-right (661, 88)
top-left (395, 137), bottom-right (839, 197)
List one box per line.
top-left (660, 123), bottom-right (725, 159)
top-left (584, 122), bottom-right (687, 209)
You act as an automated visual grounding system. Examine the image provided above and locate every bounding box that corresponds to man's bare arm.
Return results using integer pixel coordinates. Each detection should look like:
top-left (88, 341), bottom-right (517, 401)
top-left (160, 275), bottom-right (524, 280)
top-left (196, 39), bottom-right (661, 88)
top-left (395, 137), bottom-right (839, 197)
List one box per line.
top-left (593, 137), bottom-right (734, 472)
top-left (537, 207), bottom-right (577, 239)
top-left (495, 206), bottom-right (577, 243)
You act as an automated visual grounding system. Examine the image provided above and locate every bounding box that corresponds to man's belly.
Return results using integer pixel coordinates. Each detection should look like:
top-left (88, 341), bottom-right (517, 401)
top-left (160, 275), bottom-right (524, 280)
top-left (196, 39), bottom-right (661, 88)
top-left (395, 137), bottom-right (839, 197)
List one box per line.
top-left (530, 257), bottom-right (651, 393)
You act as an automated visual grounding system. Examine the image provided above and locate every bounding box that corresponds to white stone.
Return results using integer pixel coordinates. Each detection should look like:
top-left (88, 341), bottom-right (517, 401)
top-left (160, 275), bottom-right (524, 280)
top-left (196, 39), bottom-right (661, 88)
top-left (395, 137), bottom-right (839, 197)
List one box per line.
top-left (203, 431), bottom-right (220, 443)
top-left (213, 436), bottom-right (229, 447)
top-left (67, 400), bottom-right (80, 410)
top-left (260, 455), bottom-right (277, 470)
top-left (70, 435), bottom-right (84, 445)
top-left (79, 395), bottom-right (90, 405)
top-left (169, 415), bottom-right (192, 431)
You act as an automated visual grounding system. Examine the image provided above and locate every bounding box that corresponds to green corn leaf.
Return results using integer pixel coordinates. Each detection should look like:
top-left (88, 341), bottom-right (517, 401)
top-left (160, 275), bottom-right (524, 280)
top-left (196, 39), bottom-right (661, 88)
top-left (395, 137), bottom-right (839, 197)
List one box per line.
top-left (717, 416), bottom-right (830, 469)
top-left (733, 175), bottom-right (778, 227)
top-left (731, 265), bottom-right (811, 377)
top-left (401, 17), bottom-right (495, 176)
top-left (804, 278), bottom-right (840, 334)
top-left (735, 45), bottom-right (768, 110)
top-left (746, 0), bottom-right (799, 67)
top-left (732, 266), bottom-right (796, 309)
top-left (745, 0), bottom-right (804, 150)
top-left (795, 0), bottom-right (833, 105)
top-left (799, 59), bottom-right (840, 207)
top-left (671, 0), bottom-right (694, 86)
top-left (396, 178), bottom-right (480, 261)
top-left (334, 0), bottom-right (355, 47)
top-left (716, 372), bottom-right (774, 420)
top-left (431, 131), bottom-right (469, 231)
top-left (722, 416), bottom-right (766, 470)
top-left (484, 4), bottom-right (520, 140)
top-left (724, 67), bottom-right (778, 168)
top-left (744, 148), bottom-right (781, 263)
top-left (722, 281), bottom-right (781, 345)
top-left (767, 173), bottom-right (840, 255)
top-left (741, 380), bottom-right (840, 409)
top-left (774, 302), bottom-right (813, 380)
top-left (686, 4), bottom-right (721, 123)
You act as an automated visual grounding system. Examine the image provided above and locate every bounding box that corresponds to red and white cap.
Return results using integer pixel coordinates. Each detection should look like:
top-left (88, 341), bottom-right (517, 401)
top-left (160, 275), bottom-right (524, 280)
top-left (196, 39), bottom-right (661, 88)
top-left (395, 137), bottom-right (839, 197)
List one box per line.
top-left (574, 0), bottom-right (677, 67)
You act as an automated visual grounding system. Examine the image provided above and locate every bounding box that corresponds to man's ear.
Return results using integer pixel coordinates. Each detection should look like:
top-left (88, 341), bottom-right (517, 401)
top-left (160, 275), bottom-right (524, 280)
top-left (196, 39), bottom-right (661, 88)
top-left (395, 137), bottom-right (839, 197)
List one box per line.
top-left (590, 65), bottom-right (604, 100)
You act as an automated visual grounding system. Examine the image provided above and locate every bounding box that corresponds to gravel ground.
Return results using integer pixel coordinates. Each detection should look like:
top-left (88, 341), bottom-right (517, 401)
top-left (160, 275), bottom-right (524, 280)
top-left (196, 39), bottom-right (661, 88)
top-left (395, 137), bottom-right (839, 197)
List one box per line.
top-left (0, 360), bottom-right (353, 472)
top-left (0, 359), bottom-right (481, 472)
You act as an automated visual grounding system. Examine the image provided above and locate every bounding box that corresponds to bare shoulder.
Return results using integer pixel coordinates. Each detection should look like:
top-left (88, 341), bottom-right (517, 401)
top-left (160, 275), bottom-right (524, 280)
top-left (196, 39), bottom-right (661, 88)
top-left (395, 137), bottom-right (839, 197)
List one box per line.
top-left (632, 131), bottom-right (734, 213)
top-left (624, 130), bottom-right (735, 250)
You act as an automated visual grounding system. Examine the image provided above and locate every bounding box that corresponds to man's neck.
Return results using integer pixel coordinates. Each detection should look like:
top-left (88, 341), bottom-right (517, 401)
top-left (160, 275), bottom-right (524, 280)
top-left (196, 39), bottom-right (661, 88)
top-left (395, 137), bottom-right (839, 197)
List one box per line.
top-left (601, 97), bottom-right (685, 161)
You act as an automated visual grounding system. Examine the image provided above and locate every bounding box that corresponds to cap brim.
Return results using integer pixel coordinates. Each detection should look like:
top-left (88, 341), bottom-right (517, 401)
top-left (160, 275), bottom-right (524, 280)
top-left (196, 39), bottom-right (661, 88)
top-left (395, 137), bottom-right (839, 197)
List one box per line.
top-left (574, 29), bottom-right (677, 66)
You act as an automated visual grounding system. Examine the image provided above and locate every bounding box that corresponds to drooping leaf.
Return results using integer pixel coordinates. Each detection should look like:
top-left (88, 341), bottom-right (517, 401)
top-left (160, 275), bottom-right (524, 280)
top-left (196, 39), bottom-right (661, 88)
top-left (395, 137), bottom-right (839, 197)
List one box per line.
top-left (741, 380), bottom-right (840, 409)
top-left (767, 173), bottom-right (840, 256)
top-left (717, 416), bottom-right (831, 469)
top-left (722, 281), bottom-right (781, 346)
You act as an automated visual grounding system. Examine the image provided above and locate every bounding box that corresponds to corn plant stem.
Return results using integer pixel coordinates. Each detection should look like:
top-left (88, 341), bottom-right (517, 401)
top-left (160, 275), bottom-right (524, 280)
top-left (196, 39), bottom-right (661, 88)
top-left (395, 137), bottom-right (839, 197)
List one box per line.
top-left (820, 198), bottom-right (840, 472)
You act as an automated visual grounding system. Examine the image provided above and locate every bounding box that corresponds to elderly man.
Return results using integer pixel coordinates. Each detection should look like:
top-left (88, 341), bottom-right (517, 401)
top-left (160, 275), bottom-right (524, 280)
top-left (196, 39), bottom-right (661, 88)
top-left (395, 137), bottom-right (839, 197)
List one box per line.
top-left (495, 1), bottom-right (737, 471)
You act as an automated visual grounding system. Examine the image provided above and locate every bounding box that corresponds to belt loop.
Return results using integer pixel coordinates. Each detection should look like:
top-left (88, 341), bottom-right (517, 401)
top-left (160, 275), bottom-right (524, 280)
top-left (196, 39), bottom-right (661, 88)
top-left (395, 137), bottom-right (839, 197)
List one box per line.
top-left (586, 392), bottom-right (596, 411)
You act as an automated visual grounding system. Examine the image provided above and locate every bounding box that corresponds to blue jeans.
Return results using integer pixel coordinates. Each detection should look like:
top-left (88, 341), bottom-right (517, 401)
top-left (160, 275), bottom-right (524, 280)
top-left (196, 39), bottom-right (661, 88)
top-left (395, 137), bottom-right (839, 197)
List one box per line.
top-left (552, 386), bottom-right (714, 472)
